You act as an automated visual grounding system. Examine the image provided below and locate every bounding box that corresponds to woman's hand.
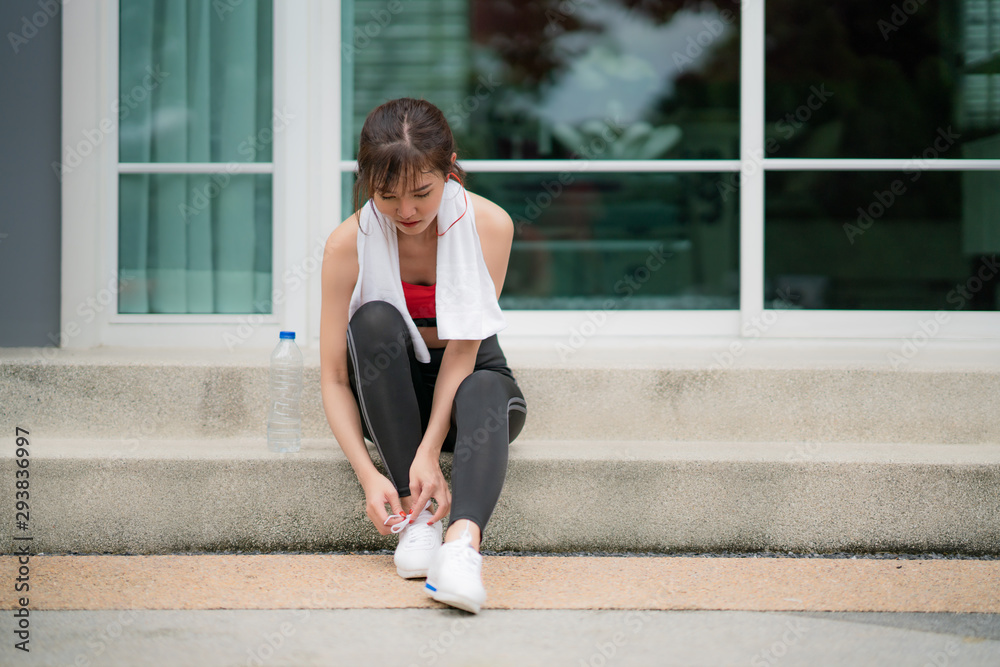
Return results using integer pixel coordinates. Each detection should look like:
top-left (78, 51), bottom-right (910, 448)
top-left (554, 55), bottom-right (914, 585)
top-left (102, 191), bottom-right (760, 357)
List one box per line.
top-left (407, 450), bottom-right (451, 524)
top-left (361, 472), bottom-right (407, 536)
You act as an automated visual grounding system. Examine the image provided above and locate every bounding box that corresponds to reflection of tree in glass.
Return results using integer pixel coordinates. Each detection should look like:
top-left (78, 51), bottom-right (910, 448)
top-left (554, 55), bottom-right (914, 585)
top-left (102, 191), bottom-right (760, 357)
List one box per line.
top-left (472, 1), bottom-right (600, 89)
top-left (466, 0), bottom-right (739, 160)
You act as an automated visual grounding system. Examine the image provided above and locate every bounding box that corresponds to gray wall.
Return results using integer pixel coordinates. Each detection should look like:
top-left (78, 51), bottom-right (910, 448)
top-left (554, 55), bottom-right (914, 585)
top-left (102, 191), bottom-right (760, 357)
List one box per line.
top-left (0, 0), bottom-right (61, 346)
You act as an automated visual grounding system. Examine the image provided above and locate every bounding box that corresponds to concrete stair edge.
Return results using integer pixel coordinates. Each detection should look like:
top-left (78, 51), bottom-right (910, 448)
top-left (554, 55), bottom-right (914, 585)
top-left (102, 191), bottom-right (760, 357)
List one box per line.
top-left (4, 362), bottom-right (1000, 443)
top-left (3, 438), bottom-right (998, 555)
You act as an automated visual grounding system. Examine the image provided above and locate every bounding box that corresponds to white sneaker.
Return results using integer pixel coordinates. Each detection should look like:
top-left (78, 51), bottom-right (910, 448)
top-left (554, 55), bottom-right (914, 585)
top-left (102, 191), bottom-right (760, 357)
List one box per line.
top-left (424, 526), bottom-right (486, 613)
top-left (388, 501), bottom-right (442, 579)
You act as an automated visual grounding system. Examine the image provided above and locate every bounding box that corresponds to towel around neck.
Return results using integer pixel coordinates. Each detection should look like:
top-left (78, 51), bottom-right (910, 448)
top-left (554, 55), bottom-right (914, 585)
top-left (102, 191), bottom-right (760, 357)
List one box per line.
top-left (348, 179), bottom-right (507, 362)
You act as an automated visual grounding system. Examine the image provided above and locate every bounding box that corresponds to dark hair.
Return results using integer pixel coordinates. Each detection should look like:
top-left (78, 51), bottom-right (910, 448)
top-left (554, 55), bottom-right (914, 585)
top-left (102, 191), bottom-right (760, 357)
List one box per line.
top-left (353, 98), bottom-right (466, 224)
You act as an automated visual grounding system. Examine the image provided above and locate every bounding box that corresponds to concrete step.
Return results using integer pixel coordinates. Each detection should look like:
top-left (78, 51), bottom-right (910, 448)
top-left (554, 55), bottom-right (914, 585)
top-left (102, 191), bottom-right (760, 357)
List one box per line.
top-left (2, 340), bottom-right (1000, 443)
top-left (2, 438), bottom-right (998, 554)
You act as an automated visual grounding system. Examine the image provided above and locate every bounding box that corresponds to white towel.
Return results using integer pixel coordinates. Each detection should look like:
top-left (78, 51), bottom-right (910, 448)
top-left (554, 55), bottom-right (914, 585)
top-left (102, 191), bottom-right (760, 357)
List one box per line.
top-left (348, 179), bottom-right (507, 363)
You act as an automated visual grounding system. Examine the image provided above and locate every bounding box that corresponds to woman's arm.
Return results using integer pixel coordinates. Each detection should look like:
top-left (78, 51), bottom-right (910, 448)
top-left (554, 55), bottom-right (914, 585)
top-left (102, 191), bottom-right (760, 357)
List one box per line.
top-left (407, 194), bottom-right (516, 523)
top-left (319, 217), bottom-right (406, 534)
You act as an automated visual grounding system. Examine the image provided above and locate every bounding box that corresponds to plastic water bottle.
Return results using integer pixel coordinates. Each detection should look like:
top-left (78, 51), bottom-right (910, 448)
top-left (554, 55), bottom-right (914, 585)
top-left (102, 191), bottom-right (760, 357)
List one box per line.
top-left (268, 331), bottom-right (303, 453)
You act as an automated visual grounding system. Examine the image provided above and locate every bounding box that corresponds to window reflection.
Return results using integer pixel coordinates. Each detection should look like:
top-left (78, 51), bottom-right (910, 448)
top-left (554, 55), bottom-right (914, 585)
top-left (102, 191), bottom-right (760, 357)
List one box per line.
top-left (477, 172), bottom-right (739, 309)
top-left (765, 0), bottom-right (1000, 159)
top-left (765, 171), bottom-right (999, 311)
top-left (345, 0), bottom-right (739, 160)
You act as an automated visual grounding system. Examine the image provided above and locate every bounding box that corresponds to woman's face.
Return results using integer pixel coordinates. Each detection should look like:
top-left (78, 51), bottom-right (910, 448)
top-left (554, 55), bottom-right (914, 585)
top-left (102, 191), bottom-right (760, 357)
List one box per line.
top-left (372, 168), bottom-right (448, 238)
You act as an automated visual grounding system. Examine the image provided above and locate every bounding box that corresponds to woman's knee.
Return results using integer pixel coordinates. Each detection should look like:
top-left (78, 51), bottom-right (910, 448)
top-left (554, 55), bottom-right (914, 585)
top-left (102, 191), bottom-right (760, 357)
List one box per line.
top-left (455, 370), bottom-right (512, 405)
top-left (456, 372), bottom-right (525, 415)
top-left (453, 371), bottom-right (526, 455)
top-left (349, 301), bottom-right (410, 351)
top-left (351, 300), bottom-right (406, 334)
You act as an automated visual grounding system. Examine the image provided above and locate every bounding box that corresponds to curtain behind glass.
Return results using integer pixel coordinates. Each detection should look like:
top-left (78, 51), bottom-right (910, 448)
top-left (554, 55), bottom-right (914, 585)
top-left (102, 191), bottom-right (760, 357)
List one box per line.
top-left (119, 0), bottom-right (273, 314)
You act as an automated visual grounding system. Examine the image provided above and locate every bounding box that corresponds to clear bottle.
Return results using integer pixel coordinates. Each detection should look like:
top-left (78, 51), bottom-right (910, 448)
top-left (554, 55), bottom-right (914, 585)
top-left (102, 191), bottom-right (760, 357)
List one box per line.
top-left (268, 331), bottom-right (303, 453)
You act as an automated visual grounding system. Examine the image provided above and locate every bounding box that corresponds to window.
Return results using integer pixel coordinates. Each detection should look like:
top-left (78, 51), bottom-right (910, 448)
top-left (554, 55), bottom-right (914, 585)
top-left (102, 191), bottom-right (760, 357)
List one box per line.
top-left (61, 1), bottom-right (999, 348)
top-left (117, 0), bottom-right (274, 314)
top-left (342, 0), bottom-right (741, 311)
top-left (763, 0), bottom-right (1000, 312)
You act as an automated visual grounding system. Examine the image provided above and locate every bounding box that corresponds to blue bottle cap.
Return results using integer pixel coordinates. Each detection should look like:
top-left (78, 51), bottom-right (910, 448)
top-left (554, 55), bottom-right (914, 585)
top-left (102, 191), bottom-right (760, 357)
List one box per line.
top-left (279, 331), bottom-right (295, 340)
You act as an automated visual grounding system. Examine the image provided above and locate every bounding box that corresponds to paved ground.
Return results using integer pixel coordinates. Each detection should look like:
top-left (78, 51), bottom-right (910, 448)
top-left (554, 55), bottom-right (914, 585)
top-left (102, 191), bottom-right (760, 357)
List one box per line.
top-left (4, 609), bottom-right (999, 667)
top-left (2, 555), bottom-right (998, 666)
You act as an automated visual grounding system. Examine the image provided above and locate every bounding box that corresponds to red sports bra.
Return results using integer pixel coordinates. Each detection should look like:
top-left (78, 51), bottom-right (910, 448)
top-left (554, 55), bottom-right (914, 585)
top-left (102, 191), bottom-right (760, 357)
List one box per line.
top-left (401, 280), bottom-right (436, 324)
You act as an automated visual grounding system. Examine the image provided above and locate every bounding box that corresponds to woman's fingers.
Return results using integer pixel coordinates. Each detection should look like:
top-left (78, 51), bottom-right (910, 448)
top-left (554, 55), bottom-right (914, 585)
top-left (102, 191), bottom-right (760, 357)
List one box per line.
top-left (409, 473), bottom-right (451, 525)
top-left (385, 492), bottom-right (408, 531)
top-left (388, 497), bottom-right (405, 521)
top-left (366, 479), bottom-right (407, 535)
top-left (427, 491), bottom-right (450, 524)
top-left (409, 483), bottom-right (434, 519)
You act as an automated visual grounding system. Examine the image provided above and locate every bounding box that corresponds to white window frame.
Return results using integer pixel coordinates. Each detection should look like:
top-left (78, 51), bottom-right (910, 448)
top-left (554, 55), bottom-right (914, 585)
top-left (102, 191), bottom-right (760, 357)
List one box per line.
top-left (62, 0), bottom-right (333, 349)
top-left (62, 1), bottom-right (1000, 350)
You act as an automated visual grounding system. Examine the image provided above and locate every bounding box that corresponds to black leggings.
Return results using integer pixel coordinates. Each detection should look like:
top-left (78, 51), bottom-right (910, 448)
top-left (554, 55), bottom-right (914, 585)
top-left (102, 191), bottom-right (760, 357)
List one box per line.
top-left (346, 300), bottom-right (527, 532)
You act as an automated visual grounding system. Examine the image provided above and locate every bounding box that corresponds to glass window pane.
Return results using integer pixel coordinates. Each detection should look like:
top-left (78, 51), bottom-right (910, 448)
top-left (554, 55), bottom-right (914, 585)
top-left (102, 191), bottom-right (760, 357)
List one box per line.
top-left (119, 0), bottom-right (274, 163)
top-left (343, 0), bottom-right (739, 160)
top-left (765, 1), bottom-right (1000, 159)
top-left (765, 171), bottom-right (1000, 310)
top-left (119, 174), bottom-right (273, 314)
top-left (118, 0), bottom-right (273, 315)
top-left (473, 172), bottom-right (739, 309)
top-left (342, 171), bottom-right (738, 308)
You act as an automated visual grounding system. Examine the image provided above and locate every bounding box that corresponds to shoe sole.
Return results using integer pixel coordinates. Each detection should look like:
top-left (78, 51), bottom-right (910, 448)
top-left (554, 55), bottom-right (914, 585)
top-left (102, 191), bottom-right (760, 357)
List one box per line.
top-left (396, 566), bottom-right (428, 579)
top-left (424, 582), bottom-right (482, 614)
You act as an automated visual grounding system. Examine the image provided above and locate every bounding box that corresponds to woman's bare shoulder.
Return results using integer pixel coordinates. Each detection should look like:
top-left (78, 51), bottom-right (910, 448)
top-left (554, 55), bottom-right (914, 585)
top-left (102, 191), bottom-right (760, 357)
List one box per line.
top-left (323, 213), bottom-right (361, 294)
top-left (468, 191), bottom-right (513, 241)
top-left (325, 213), bottom-right (361, 259)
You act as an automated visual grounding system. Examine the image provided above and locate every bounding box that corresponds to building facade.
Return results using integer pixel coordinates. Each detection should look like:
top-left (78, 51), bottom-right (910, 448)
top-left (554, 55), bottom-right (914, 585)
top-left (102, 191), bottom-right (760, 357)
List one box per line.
top-left (3, 0), bottom-right (999, 349)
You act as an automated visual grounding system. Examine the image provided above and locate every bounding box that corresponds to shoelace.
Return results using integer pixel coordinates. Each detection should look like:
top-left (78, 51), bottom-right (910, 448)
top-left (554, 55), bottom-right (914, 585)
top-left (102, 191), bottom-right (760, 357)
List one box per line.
top-left (444, 534), bottom-right (482, 576)
top-left (400, 517), bottom-right (439, 549)
top-left (384, 514), bottom-right (410, 534)
top-left (384, 502), bottom-right (437, 538)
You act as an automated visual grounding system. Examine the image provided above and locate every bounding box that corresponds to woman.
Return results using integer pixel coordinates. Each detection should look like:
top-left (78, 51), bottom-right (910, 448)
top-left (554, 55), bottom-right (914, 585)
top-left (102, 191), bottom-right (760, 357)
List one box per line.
top-left (320, 98), bottom-right (527, 614)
